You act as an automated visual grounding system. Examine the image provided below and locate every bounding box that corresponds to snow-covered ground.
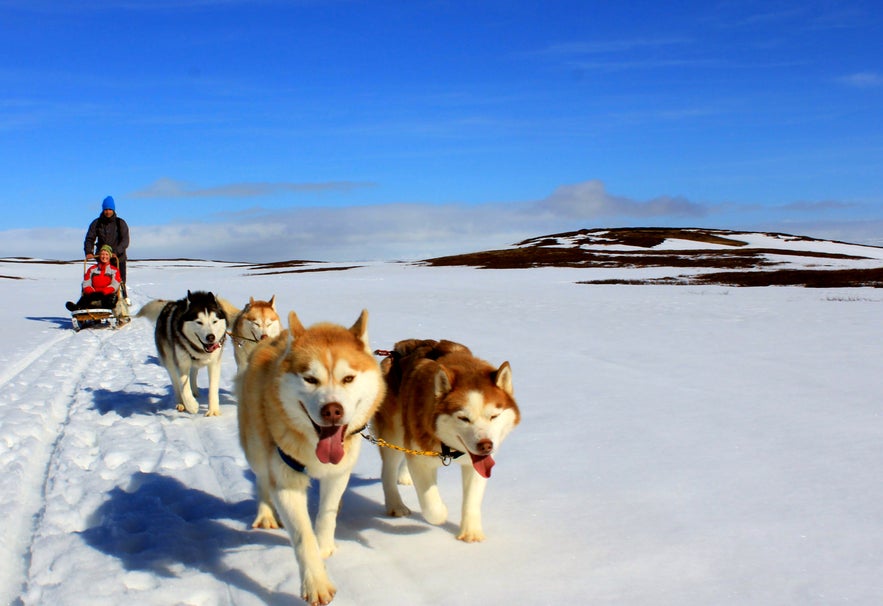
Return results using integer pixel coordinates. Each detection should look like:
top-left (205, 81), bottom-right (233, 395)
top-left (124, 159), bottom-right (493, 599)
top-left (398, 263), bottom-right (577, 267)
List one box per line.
top-left (1, 250), bottom-right (882, 606)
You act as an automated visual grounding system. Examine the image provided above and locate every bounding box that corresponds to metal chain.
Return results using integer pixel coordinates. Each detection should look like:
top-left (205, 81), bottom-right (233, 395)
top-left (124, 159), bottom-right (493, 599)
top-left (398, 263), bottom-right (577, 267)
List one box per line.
top-left (360, 431), bottom-right (454, 466)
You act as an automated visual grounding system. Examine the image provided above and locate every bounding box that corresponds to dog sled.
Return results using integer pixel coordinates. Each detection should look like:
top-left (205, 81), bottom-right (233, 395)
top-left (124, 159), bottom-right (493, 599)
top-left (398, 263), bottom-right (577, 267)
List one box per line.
top-left (69, 252), bottom-right (131, 332)
top-left (71, 297), bottom-right (131, 332)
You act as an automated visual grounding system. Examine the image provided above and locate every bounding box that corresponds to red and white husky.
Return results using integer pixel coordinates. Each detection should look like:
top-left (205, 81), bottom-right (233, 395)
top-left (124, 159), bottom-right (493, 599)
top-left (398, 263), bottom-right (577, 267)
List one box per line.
top-left (236, 310), bottom-right (385, 605)
top-left (373, 339), bottom-right (521, 542)
top-left (228, 296), bottom-right (282, 372)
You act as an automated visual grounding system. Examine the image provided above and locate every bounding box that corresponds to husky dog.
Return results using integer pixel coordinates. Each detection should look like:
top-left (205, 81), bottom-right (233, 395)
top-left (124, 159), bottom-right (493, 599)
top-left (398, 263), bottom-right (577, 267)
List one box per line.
top-left (137, 290), bottom-right (230, 417)
top-left (229, 296), bottom-right (282, 372)
top-left (373, 339), bottom-right (520, 542)
top-left (236, 310), bottom-right (385, 606)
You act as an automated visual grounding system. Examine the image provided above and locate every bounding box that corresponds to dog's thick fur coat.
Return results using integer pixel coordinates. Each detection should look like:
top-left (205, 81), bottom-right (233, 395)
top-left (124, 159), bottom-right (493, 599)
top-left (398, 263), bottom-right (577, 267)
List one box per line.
top-left (373, 339), bottom-right (520, 542)
top-left (236, 310), bottom-right (385, 605)
top-left (137, 290), bottom-right (230, 416)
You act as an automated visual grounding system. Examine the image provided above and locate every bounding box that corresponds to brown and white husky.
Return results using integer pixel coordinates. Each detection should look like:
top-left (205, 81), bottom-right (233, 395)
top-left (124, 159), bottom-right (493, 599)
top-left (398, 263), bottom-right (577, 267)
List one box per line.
top-left (236, 309), bottom-right (385, 605)
top-left (373, 339), bottom-right (521, 542)
top-left (228, 296), bottom-right (282, 372)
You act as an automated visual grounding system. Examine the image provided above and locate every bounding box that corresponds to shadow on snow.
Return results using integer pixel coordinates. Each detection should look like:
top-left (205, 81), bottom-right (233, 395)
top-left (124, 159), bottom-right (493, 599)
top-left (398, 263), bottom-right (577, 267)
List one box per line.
top-left (26, 315), bottom-right (76, 330)
top-left (80, 471), bottom-right (436, 603)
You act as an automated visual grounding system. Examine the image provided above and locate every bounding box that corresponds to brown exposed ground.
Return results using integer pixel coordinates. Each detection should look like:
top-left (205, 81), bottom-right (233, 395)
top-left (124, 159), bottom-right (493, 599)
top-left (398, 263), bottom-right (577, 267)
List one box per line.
top-left (422, 227), bottom-right (883, 288)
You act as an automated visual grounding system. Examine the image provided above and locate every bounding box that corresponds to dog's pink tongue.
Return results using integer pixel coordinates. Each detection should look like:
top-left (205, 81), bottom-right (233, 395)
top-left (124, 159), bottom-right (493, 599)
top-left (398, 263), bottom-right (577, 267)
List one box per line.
top-left (205, 342), bottom-right (221, 352)
top-left (316, 425), bottom-right (347, 464)
top-left (470, 453), bottom-right (495, 478)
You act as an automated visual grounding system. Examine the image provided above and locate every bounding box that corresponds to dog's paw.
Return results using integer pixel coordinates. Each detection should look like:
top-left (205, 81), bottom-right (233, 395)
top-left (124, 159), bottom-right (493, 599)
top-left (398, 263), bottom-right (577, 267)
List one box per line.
top-left (251, 505), bottom-right (280, 530)
top-left (302, 572), bottom-right (336, 606)
top-left (457, 527), bottom-right (486, 543)
top-left (386, 503), bottom-right (411, 517)
top-left (176, 401), bottom-right (199, 414)
top-left (204, 407), bottom-right (221, 417)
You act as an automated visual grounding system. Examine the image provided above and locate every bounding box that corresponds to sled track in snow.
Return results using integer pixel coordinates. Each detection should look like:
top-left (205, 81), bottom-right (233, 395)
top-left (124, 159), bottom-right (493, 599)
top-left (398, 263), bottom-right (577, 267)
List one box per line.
top-left (0, 331), bottom-right (73, 390)
top-left (0, 326), bottom-right (117, 605)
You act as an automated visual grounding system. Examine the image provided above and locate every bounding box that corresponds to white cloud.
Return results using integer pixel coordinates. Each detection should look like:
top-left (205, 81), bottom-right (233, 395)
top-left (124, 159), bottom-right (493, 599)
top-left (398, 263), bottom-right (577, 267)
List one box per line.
top-left (839, 72), bottom-right (883, 88)
top-left (534, 180), bottom-right (707, 219)
top-left (128, 178), bottom-right (376, 199)
top-left (2, 180), bottom-right (880, 263)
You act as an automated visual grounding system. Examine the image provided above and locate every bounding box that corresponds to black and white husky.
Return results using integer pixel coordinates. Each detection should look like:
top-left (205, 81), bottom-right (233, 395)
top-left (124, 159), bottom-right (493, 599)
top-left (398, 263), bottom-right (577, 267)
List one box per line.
top-left (137, 290), bottom-right (230, 416)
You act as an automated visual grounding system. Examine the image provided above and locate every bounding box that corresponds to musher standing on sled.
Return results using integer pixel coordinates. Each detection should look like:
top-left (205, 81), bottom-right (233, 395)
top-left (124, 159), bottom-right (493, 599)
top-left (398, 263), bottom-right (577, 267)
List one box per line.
top-left (84, 195), bottom-right (130, 303)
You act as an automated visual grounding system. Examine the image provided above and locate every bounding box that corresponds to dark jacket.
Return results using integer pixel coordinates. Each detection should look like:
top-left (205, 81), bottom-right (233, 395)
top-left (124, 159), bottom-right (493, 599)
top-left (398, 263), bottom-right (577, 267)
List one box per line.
top-left (84, 213), bottom-right (130, 258)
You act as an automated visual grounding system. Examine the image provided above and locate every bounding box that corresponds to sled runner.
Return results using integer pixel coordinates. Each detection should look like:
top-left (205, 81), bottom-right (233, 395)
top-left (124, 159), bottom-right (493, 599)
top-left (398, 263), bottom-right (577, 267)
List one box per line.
top-left (70, 297), bottom-right (131, 332)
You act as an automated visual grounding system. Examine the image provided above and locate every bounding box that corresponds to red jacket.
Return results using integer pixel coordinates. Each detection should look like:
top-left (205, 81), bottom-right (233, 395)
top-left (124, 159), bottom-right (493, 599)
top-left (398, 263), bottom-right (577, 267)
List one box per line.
top-left (82, 261), bottom-right (121, 295)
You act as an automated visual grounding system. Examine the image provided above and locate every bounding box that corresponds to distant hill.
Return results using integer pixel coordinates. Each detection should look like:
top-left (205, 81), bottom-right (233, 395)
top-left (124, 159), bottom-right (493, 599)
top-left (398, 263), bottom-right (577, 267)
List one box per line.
top-left (421, 227), bottom-right (883, 287)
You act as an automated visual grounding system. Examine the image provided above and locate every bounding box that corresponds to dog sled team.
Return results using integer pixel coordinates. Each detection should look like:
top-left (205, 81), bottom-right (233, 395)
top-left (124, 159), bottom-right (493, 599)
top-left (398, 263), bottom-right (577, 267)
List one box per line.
top-left (63, 193), bottom-right (520, 604)
top-left (131, 289), bottom-right (521, 604)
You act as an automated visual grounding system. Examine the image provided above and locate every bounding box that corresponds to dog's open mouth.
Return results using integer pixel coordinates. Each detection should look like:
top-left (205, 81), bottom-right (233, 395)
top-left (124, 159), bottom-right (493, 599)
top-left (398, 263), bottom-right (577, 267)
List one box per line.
top-left (315, 423), bottom-right (347, 464)
top-left (300, 404), bottom-right (348, 464)
top-left (203, 342), bottom-right (221, 353)
top-left (457, 438), bottom-right (495, 478)
top-left (468, 452), bottom-right (495, 479)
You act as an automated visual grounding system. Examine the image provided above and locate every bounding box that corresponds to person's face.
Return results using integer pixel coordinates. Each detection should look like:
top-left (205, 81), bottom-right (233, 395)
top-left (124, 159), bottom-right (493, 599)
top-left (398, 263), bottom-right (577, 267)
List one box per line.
top-left (103, 208), bottom-right (114, 218)
top-left (99, 250), bottom-right (111, 263)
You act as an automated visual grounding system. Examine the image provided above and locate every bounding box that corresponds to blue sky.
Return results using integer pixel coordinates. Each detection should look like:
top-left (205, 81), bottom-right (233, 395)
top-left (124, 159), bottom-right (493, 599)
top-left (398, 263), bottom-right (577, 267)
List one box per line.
top-left (2, 0), bottom-right (882, 261)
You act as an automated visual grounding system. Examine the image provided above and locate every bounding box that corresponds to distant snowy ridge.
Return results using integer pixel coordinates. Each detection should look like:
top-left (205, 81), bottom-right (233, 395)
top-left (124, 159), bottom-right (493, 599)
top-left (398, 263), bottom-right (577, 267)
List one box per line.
top-left (422, 228), bottom-right (883, 286)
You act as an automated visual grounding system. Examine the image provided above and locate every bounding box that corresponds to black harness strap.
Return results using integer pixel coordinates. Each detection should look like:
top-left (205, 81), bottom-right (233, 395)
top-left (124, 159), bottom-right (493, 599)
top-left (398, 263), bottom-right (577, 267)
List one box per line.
top-left (277, 446), bottom-right (307, 474)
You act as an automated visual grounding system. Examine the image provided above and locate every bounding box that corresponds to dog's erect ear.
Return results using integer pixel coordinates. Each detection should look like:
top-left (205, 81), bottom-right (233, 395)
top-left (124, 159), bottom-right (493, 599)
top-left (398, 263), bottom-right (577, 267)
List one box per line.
top-left (495, 361), bottom-right (513, 395)
top-left (249, 296), bottom-right (256, 306)
top-left (349, 309), bottom-right (371, 354)
top-left (433, 365), bottom-right (453, 399)
top-left (288, 311), bottom-right (306, 337)
top-left (268, 295), bottom-right (276, 309)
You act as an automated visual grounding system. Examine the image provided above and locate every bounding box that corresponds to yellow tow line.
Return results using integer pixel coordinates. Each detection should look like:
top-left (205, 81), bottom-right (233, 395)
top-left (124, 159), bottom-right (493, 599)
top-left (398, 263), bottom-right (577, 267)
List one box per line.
top-left (360, 431), bottom-right (455, 465)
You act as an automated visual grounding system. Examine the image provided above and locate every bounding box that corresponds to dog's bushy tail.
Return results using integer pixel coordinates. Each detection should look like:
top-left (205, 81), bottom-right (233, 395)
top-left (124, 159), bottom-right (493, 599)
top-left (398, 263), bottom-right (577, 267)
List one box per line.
top-left (135, 299), bottom-right (168, 322)
top-left (216, 296), bottom-right (241, 322)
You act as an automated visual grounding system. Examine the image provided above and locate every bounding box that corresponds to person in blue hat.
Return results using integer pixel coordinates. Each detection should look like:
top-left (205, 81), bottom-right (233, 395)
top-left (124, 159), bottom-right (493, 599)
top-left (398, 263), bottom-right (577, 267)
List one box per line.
top-left (84, 196), bottom-right (130, 302)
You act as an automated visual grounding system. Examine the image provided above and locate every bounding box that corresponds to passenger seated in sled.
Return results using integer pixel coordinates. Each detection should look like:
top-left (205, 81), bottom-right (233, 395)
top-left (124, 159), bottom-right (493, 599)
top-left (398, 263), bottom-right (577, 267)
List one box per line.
top-left (65, 245), bottom-right (122, 312)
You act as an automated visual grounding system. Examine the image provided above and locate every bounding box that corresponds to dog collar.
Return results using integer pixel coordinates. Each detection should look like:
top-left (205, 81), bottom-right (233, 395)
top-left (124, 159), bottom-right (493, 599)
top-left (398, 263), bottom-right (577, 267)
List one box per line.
top-left (277, 446), bottom-right (307, 474)
top-left (440, 443), bottom-right (465, 460)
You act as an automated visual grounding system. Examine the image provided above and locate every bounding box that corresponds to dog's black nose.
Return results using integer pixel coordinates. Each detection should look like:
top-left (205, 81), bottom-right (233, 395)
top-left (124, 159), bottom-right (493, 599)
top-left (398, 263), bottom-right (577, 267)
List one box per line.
top-left (321, 402), bottom-right (344, 424)
top-left (206, 334), bottom-right (215, 343)
top-left (476, 439), bottom-right (493, 455)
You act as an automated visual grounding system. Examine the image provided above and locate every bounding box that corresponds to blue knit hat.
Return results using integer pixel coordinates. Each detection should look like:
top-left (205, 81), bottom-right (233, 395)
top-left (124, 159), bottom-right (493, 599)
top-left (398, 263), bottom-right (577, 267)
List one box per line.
top-left (102, 196), bottom-right (115, 211)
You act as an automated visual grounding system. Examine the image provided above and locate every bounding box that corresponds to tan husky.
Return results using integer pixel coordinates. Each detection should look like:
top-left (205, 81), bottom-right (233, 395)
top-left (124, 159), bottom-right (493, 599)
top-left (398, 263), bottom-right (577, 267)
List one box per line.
top-left (228, 296), bottom-right (282, 372)
top-left (236, 310), bottom-right (385, 606)
top-left (373, 339), bottom-right (520, 542)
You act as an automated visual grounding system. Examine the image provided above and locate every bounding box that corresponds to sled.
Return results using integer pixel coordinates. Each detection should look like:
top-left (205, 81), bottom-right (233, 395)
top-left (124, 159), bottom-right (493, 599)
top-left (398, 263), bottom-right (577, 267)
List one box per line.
top-left (71, 297), bottom-right (131, 332)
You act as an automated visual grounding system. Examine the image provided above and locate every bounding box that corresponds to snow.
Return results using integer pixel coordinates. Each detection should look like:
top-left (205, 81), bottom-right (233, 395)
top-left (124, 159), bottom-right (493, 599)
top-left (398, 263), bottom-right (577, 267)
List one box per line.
top-left (1, 252), bottom-right (882, 606)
